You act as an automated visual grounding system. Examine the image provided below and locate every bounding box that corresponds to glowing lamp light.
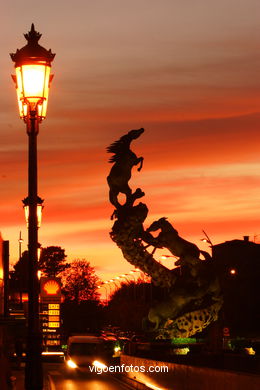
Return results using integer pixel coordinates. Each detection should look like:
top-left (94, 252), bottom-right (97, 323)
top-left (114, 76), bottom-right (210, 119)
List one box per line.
top-left (230, 268), bottom-right (237, 275)
top-left (37, 245), bottom-right (42, 261)
top-left (23, 196), bottom-right (44, 228)
top-left (10, 24), bottom-right (55, 121)
top-left (160, 254), bottom-right (177, 260)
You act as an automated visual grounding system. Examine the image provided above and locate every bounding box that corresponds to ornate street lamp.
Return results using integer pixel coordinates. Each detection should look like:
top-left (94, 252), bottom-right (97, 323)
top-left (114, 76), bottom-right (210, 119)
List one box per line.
top-left (10, 24), bottom-right (55, 390)
top-left (11, 23), bottom-right (54, 122)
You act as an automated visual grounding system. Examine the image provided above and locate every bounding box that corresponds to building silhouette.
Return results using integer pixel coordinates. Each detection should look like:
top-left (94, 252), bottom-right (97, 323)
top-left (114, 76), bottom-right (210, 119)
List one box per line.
top-left (212, 236), bottom-right (260, 337)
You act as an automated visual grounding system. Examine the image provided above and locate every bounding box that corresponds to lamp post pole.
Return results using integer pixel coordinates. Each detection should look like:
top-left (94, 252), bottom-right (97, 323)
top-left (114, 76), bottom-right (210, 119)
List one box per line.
top-left (10, 24), bottom-right (55, 390)
top-left (26, 109), bottom-right (42, 390)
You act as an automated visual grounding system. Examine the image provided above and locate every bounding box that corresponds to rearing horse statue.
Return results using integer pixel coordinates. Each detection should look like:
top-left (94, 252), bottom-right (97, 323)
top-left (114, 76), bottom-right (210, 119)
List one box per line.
top-left (147, 217), bottom-right (211, 270)
top-left (107, 128), bottom-right (144, 208)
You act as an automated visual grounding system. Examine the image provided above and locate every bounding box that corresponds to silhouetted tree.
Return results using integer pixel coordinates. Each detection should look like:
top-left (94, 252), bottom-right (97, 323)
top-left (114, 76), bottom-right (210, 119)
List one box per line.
top-left (106, 281), bottom-right (170, 332)
top-left (39, 246), bottom-right (70, 277)
top-left (106, 281), bottom-right (152, 331)
top-left (10, 251), bottom-right (29, 301)
top-left (62, 260), bottom-right (100, 304)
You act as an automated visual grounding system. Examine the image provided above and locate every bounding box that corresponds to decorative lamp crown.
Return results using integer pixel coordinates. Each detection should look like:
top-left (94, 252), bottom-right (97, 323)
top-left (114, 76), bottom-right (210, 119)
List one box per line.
top-left (10, 24), bottom-right (55, 66)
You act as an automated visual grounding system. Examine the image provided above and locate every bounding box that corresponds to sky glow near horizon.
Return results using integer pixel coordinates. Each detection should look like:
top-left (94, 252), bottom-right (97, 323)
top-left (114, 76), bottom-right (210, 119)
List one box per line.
top-left (1, 1), bottom-right (260, 283)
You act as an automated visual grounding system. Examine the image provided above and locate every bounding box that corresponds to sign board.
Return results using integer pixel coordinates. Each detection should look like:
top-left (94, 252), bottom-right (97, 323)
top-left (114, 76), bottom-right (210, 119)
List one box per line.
top-left (40, 277), bottom-right (61, 302)
top-left (40, 278), bottom-right (62, 349)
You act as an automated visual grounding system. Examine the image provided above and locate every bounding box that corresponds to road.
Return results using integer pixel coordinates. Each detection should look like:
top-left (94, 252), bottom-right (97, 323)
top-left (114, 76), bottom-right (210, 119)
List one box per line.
top-left (45, 362), bottom-right (131, 390)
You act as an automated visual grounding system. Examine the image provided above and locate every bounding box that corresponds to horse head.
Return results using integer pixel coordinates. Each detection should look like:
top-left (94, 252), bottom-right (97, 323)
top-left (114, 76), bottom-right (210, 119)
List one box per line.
top-left (147, 217), bottom-right (168, 232)
top-left (127, 128), bottom-right (144, 140)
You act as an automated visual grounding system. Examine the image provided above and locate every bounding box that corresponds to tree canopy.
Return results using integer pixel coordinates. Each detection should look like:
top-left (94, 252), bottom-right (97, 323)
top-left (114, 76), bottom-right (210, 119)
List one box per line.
top-left (39, 246), bottom-right (69, 277)
top-left (62, 260), bottom-right (100, 304)
top-left (11, 250), bottom-right (29, 292)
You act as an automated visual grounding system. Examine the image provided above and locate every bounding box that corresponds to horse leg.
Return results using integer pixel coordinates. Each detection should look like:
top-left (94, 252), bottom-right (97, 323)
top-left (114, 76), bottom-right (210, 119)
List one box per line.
top-left (122, 185), bottom-right (132, 205)
top-left (109, 189), bottom-right (120, 208)
top-left (151, 247), bottom-right (157, 255)
top-left (137, 156), bottom-right (144, 171)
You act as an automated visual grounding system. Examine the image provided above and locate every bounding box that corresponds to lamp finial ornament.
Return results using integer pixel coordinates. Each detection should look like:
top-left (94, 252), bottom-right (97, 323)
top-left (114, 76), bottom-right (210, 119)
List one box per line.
top-left (24, 24), bottom-right (42, 44)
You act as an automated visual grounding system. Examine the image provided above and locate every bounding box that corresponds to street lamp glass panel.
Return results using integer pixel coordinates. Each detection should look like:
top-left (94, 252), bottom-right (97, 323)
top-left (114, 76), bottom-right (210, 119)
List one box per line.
top-left (37, 203), bottom-right (43, 228)
top-left (24, 203), bottom-right (43, 228)
top-left (24, 204), bottom-right (29, 228)
top-left (14, 64), bottom-right (51, 119)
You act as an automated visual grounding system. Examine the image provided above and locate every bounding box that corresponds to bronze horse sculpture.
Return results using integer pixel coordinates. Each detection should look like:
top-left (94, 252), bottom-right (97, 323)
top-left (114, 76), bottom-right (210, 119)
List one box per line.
top-left (146, 217), bottom-right (211, 273)
top-left (144, 217), bottom-right (220, 331)
top-left (107, 129), bottom-right (222, 338)
top-left (107, 128), bottom-right (144, 209)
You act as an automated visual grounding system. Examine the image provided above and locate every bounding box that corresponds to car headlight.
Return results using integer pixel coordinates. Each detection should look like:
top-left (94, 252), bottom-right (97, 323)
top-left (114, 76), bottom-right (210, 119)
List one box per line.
top-left (92, 360), bottom-right (107, 370)
top-left (66, 359), bottom-right (77, 369)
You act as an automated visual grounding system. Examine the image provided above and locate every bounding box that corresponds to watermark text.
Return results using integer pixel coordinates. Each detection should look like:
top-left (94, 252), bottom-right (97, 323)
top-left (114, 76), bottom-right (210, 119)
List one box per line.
top-left (89, 362), bottom-right (169, 375)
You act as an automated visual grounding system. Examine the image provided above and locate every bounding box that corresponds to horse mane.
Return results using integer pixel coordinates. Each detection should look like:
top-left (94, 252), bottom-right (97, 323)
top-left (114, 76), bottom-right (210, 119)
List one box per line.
top-left (106, 128), bottom-right (144, 163)
top-left (159, 217), bottom-right (178, 232)
top-left (149, 217), bottom-right (178, 234)
top-left (106, 134), bottom-right (130, 163)
top-left (158, 217), bottom-right (168, 223)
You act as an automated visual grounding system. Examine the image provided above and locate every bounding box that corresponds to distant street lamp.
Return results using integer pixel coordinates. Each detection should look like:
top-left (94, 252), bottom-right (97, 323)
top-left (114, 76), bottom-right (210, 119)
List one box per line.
top-left (119, 274), bottom-right (131, 282)
top-left (201, 230), bottom-right (213, 247)
top-left (10, 24), bottom-right (55, 390)
top-left (18, 231), bottom-right (24, 260)
top-left (129, 269), bottom-right (142, 281)
top-left (109, 278), bottom-right (120, 288)
top-left (115, 275), bottom-right (129, 283)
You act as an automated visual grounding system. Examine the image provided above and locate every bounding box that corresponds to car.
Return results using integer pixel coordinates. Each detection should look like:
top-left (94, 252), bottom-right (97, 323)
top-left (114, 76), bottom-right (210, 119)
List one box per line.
top-left (64, 335), bottom-right (106, 375)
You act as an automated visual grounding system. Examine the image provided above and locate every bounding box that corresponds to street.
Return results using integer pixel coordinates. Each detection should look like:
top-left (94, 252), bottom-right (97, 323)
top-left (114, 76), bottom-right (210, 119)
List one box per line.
top-left (44, 362), bottom-right (130, 390)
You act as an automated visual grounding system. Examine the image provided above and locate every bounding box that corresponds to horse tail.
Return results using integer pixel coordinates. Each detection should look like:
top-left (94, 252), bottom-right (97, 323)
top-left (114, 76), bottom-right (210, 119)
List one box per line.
top-left (200, 250), bottom-right (212, 262)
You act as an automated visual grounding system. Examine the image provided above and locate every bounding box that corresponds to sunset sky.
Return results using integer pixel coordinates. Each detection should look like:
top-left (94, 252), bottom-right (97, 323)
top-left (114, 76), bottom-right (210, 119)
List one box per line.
top-left (1, 1), bottom-right (260, 284)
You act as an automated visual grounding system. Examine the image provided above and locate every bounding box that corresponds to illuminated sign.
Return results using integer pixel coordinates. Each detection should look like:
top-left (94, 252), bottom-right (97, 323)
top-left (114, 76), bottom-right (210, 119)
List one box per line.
top-left (40, 279), bottom-right (61, 349)
top-left (49, 316), bottom-right (59, 322)
top-left (49, 304), bottom-right (60, 309)
top-left (46, 340), bottom-right (60, 346)
top-left (43, 280), bottom-right (60, 295)
top-left (40, 278), bottom-right (61, 302)
top-left (48, 322), bottom-right (60, 328)
top-left (48, 310), bottom-right (60, 315)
